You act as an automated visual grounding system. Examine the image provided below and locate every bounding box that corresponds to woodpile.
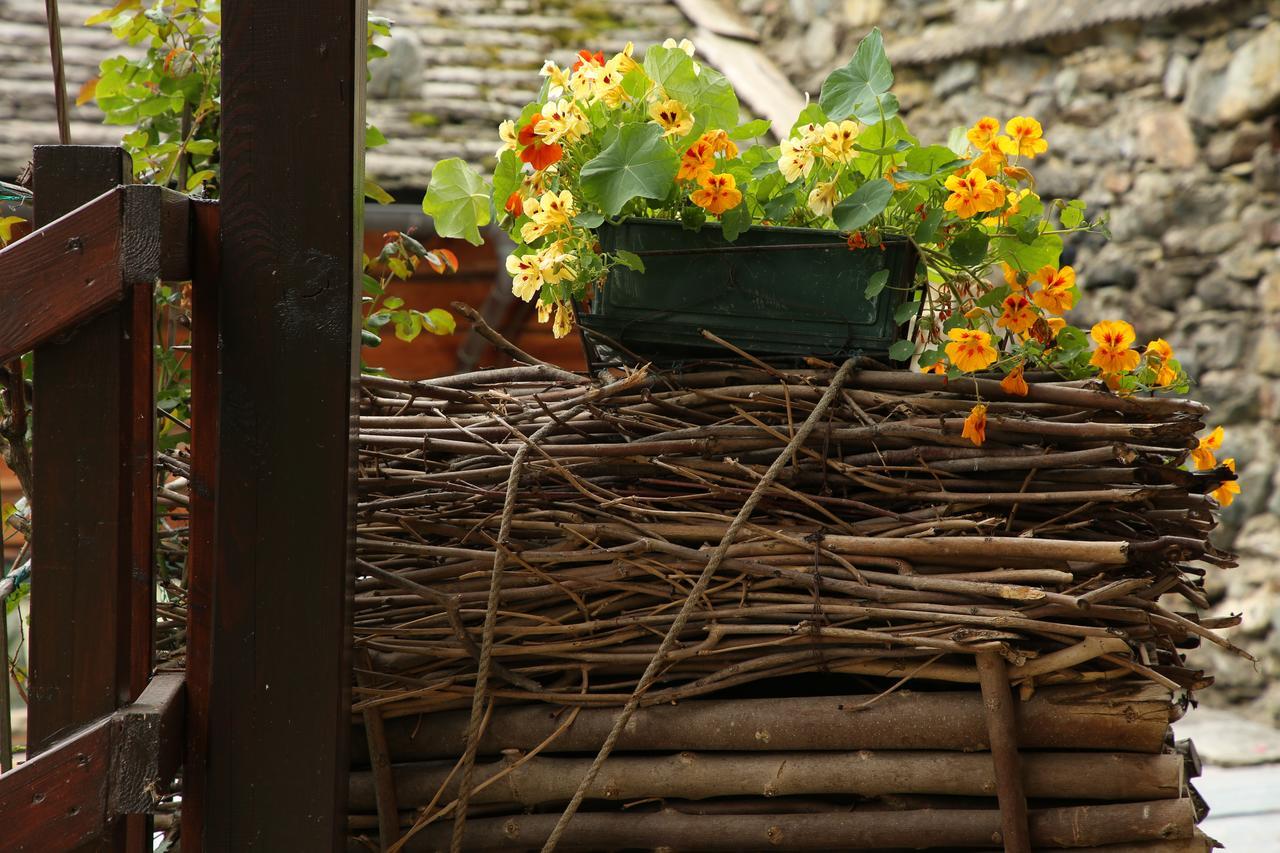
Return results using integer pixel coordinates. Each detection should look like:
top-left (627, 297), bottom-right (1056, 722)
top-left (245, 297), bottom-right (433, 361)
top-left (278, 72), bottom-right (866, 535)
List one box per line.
top-left (348, 358), bottom-right (1241, 852)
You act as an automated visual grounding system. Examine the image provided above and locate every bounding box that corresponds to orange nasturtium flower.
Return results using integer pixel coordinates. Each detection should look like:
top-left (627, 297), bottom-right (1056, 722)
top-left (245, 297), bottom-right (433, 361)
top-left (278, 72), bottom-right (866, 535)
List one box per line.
top-left (962, 404), bottom-right (988, 447)
top-left (1001, 362), bottom-right (1029, 396)
top-left (1089, 320), bottom-right (1141, 375)
top-left (997, 294), bottom-right (1037, 335)
top-left (571, 49), bottom-right (605, 72)
top-left (1030, 265), bottom-right (1076, 315)
top-left (1001, 262), bottom-right (1026, 291)
top-left (966, 116), bottom-right (1002, 150)
top-left (1000, 116), bottom-right (1048, 158)
top-left (678, 137), bottom-right (716, 183)
top-left (922, 358), bottom-right (948, 374)
top-left (504, 191), bottom-right (524, 217)
top-left (703, 129), bottom-right (739, 158)
top-left (1212, 458), bottom-right (1241, 507)
top-left (517, 113), bottom-right (563, 171)
top-left (650, 99), bottom-right (693, 138)
top-left (1145, 338), bottom-right (1177, 386)
top-left (1190, 426), bottom-right (1225, 470)
top-left (945, 328), bottom-right (998, 373)
top-left (943, 169), bottom-right (1006, 219)
top-left (691, 173), bottom-right (743, 215)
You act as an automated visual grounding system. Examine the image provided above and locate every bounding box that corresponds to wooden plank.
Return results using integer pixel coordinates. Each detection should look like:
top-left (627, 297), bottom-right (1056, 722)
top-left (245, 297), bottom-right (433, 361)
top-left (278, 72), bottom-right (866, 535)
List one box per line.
top-left (200, 3), bottom-right (365, 849)
top-left (181, 199), bottom-right (220, 849)
top-left (0, 673), bottom-right (186, 853)
top-left (26, 145), bottom-right (153, 853)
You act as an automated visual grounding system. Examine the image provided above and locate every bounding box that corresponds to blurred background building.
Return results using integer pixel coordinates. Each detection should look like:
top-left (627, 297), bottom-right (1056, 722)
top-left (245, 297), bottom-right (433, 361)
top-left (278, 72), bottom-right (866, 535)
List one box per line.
top-left (1, 0), bottom-right (1277, 719)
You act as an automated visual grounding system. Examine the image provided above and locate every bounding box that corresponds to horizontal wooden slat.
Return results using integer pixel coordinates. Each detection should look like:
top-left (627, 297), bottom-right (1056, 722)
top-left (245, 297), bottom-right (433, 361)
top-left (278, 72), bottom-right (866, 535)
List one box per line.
top-left (0, 673), bottom-right (186, 852)
top-left (0, 184), bottom-right (191, 364)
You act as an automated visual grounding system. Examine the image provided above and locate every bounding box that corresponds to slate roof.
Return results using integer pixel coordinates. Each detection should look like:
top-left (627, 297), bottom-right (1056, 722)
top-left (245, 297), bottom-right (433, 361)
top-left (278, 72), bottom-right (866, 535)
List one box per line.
top-left (0, 0), bottom-right (805, 193)
top-left (891, 0), bottom-right (1233, 65)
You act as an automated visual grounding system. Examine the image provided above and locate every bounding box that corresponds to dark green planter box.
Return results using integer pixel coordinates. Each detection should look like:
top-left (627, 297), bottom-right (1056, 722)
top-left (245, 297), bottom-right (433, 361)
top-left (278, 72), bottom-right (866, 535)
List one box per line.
top-left (578, 218), bottom-right (918, 369)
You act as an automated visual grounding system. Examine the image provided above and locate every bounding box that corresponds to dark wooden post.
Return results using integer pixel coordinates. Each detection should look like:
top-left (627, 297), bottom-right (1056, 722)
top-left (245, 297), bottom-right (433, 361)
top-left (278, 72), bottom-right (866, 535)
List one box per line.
top-left (27, 145), bottom-right (155, 852)
top-left (190, 1), bottom-right (366, 849)
top-left (976, 651), bottom-right (1032, 853)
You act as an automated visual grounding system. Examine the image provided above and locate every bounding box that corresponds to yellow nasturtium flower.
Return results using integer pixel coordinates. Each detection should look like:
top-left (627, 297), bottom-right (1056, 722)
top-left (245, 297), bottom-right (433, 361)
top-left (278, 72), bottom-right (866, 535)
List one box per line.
top-left (1212, 458), bottom-right (1241, 507)
top-left (552, 303), bottom-right (574, 339)
top-left (537, 240), bottom-right (576, 285)
top-left (662, 37), bottom-right (697, 57)
top-left (537, 301), bottom-right (553, 324)
top-left (1029, 265), bottom-right (1076, 315)
top-left (943, 169), bottom-right (1005, 219)
top-left (649, 99), bottom-right (693, 138)
top-left (520, 190), bottom-right (576, 243)
top-left (1088, 320), bottom-right (1141, 375)
top-left (690, 173), bottom-right (743, 215)
top-left (778, 137), bottom-right (815, 182)
top-left (497, 119), bottom-right (519, 157)
top-left (819, 120), bottom-right (860, 165)
top-left (506, 253), bottom-right (544, 302)
top-left (535, 99), bottom-right (589, 145)
top-left (945, 328), bottom-right (998, 372)
top-left (0, 215), bottom-right (24, 245)
top-left (1000, 116), bottom-right (1048, 158)
top-left (1191, 426), bottom-right (1225, 470)
top-left (966, 116), bottom-right (1002, 150)
top-left (807, 179), bottom-right (839, 218)
top-left (962, 404), bottom-right (988, 447)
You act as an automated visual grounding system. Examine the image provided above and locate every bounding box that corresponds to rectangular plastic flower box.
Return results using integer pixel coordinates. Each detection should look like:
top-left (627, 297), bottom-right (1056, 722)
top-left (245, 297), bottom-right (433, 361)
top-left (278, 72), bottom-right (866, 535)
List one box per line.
top-left (577, 218), bottom-right (919, 369)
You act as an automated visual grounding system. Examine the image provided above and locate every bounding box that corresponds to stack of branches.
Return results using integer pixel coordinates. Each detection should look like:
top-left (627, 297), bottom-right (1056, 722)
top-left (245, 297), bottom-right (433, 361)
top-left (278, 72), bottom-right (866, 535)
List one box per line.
top-left (349, 359), bottom-right (1241, 852)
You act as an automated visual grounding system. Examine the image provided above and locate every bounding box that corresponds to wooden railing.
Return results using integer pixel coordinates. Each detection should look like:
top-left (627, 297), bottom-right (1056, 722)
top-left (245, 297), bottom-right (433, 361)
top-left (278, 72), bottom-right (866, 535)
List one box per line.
top-left (0, 146), bottom-right (200, 852)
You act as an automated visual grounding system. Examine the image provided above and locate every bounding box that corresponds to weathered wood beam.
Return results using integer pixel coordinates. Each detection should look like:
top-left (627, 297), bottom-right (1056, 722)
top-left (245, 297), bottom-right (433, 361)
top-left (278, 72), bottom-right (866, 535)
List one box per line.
top-left (0, 181), bottom-right (190, 364)
top-left (0, 672), bottom-right (185, 853)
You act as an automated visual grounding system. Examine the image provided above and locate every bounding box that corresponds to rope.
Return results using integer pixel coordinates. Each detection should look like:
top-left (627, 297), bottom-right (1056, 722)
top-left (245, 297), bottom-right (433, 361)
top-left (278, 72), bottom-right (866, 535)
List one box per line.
top-left (44, 0), bottom-right (71, 145)
top-left (539, 357), bottom-right (858, 852)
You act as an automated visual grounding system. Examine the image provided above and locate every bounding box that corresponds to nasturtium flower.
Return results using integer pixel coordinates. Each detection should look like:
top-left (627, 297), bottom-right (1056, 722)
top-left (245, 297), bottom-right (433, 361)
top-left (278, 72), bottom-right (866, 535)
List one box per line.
top-left (535, 100), bottom-right (589, 145)
top-left (539, 61), bottom-right (569, 97)
top-left (1029, 265), bottom-right (1076, 315)
top-left (795, 122), bottom-right (825, 148)
top-left (1191, 426), bottom-right (1224, 470)
top-left (0, 216), bottom-right (24, 244)
top-left (517, 113), bottom-right (563, 171)
top-left (962, 404), bottom-right (988, 447)
top-left (970, 140), bottom-right (1007, 177)
top-left (704, 129), bottom-right (738, 158)
top-left (1047, 317), bottom-right (1067, 335)
top-left (1003, 165), bottom-right (1033, 184)
top-left (571, 49), bottom-right (605, 72)
top-left (537, 301), bottom-right (553, 324)
top-left (497, 119), bottom-right (519, 157)
top-left (1145, 338), bottom-right (1177, 386)
top-left (778, 137), bottom-right (815, 182)
top-left (943, 168), bottom-right (1005, 219)
top-left (520, 190), bottom-right (576, 242)
top-left (662, 37), bottom-right (696, 57)
top-left (691, 173), bottom-right (743, 215)
top-left (612, 41), bottom-right (639, 75)
top-left (819, 120), bottom-right (860, 164)
top-left (983, 188), bottom-right (1035, 227)
top-left (552, 303), bottom-right (574, 338)
top-left (1000, 116), bottom-right (1048, 158)
top-left (650, 98), bottom-right (693, 138)
top-left (997, 294), bottom-right (1037, 335)
top-left (922, 358), bottom-right (948, 374)
top-left (503, 191), bottom-right (524, 217)
top-left (1001, 361), bottom-right (1029, 396)
top-left (1001, 262), bottom-right (1026, 291)
top-left (945, 328), bottom-right (998, 372)
top-left (966, 116), bottom-right (1001, 150)
top-left (1212, 458), bottom-right (1240, 507)
top-left (506, 253), bottom-right (543, 301)
top-left (678, 137), bottom-right (716, 183)
top-left (537, 240), bottom-right (576, 285)
top-left (807, 179), bottom-right (839, 218)
top-left (1089, 320), bottom-right (1141, 374)
top-left (884, 164), bottom-right (908, 190)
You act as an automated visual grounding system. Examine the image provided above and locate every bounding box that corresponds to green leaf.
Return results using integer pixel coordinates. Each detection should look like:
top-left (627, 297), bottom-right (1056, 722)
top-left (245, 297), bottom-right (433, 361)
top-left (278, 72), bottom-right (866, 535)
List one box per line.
top-left (790, 103), bottom-right (828, 136)
top-left (421, 308), bottom-right (456, 335)
top-left (950, 229), bottom-right (989, 267)
top-left (720, 201), bottom-right (751, 243)
top-left (644, 47), bottom-right (739, 132)
top-left (365, 124), bottom-right (388, 149)
top-left (1060, 199), bottom-right (1086, 228)
top-left (1055, 325), bottom-right (1088, 352)
top-left (865, 269), bottom-right (890, 299)
top-left (394, 311), bottom-right (422, 342)
top-left (361, 329), bottom-right (383, 348)
top-left (833, 178), bottom-right (893, 231)
top-left (914, 208), bottom-right (944, 243)
top-left (579, 123), bottom-right (679, 217)
top-left (613, 249), bottom-right (646, 272)
top-left (491, 149), bottom-right (523, 214)
top-left (420, 158), bottom-right (491, 246)
top-left (382, 296), bottom-right (404, 310)
top-left (888, 339), bottom-right (916, 361)
top-left (730, 118), bottom-right (772, 139)
top-left (818, 28), bottom-right (893, 122)
top-left (185, 169), bottom-right (215, 191)
top-left (918, 349), bottom-right (945, 367)
top-left (361, 273), bottom-right (381, 295)
top-left (363, 177), bottom-right (394, 205)
top-left (763, 191), bottom-right (798, 222)
top-left (976, 284), bottom-right (1010, 308)
top-left (573, 211), bottom-right (605, 228)
top-left (186, 138), bottom-right (216, 156)
top-left (894, 300), bottom-right (921, 324)
top-left (995, 231), bottom-right (1062, 275)
top-left (621, 68), bottom-right (651, 102)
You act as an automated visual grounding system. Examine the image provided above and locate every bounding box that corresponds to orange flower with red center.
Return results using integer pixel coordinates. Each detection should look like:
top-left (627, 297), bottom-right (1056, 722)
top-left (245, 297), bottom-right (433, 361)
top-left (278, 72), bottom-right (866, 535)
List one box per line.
top-left (1088, 320), bottom-right (1141, 374)
top-left (943, 168), bottom-right (1006, 219)
top-left (966, 116), bottom-right (1001, 150)
top-left (944, 328), bottom-right (998, 372)
top-left (922, 358), bottom-right (948, 374)
top-left (997, 294), bottom-right (1037, 335)
top-left (1000, 362), bottom-right (1029, 396)
top-left (677, 138), bottom-right (715, 183)
top-left (1211, 458), bottom-right (1241, 507)
top-left (1030, 265), bottom-right (1076, 315)
top-left (962, 404), bottom-right (988, 446)
top-left (517, 113), bottom-right (563, 171)
top-left (999, 116), bottom-right (1048, 158)
top-left (1145, 338), bottom-right (1177, 386)
top-left (1190, 426), bottom-right (1224, 470)
top-left (690, 173), bottom-right (743, 215)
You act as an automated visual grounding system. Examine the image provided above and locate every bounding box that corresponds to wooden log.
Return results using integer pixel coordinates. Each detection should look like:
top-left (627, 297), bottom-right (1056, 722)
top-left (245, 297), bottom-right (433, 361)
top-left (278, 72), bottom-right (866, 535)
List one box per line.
top-left (352, 685), bottom-right (1173, 763)
top-left (396, 799), bottom-right (1197, 850)
top-left (977, 651), bottom-right (1031, 853)
top-left (349, 750), bottom-right (1183, 810)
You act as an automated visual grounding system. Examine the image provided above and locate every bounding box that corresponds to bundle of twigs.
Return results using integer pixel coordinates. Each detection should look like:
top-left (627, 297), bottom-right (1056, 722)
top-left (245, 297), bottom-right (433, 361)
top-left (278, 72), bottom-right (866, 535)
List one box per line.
top-left (348, 355), bottom-right (1239, 852)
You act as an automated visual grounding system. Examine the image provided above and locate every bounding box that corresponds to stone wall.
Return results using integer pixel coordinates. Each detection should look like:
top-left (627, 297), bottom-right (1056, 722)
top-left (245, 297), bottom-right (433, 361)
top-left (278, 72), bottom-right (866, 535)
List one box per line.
top-left (736, 0), bottom-right (1280, 721)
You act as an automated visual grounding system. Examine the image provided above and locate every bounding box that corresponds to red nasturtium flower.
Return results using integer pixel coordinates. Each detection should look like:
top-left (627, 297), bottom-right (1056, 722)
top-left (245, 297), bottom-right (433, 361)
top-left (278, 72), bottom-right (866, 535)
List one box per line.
top-left (517, 113), bottom-right (563, 171)
top-left (847, 231), bottom-right (869, 250)
top-left (504, 192), bottom-right (524, 216)
top-left (571, 49), bottom-right (605, 71)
